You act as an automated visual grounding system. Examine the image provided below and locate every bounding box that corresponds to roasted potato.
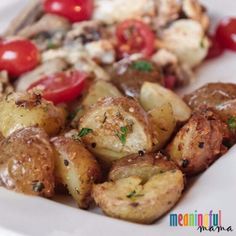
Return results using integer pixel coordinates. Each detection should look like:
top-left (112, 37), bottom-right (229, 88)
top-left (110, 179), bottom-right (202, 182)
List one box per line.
top-left (82, 80), bottom-right (122, 108)
top-left (166, 109), bottom-right (229, 175)
top-left (140, 82), bottom-right (191, 122)
top-left (79, 97), bottom-right (153, 164)
top-left (184, 83), bottom-right (236, 109)
top-left (0, 92), bottom-right (67, 137)
top-left (148, 103), bottom-right (176, 149)
top-left (0, 127), bottom-right (55, 197)
top-left (92, 170), bottom-right (184, 224)
top-left (109, 152), bottom-right (179, 182)
top-left (184, 83), bottom-right (236, 142)
top-left (111, 59), bottom-right (164, 98)
top-left (52, 137), bottom-right (101, 209)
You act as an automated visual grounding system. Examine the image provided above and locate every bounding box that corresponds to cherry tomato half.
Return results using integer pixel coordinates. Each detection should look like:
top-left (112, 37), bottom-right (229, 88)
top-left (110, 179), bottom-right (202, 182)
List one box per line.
top-left (206, 34), bottom-right (224, 60)
top-left (43, 0), bottom-right (94, 23)
top-left (28, 70), bottom-right (87, 104)
top-left (0, 39), bottom-right (40, 78)
top-left (216, 17), bottom-right (236, 51)
top-left (116, 19), bottom-right (155, 59)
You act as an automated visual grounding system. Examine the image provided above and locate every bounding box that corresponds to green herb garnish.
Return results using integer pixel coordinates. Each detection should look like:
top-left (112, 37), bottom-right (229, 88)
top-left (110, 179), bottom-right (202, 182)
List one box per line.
top-left (227, 116), bottom-right (236, 131)
top-left (116, 126), bottom-right (128, 145)
top-left (73, 128), bottom-right (93, 141)
top-left (78, 128), bottom-right (93, 137)
top-left (132, 60), bottom-right (153, 72)
top-left (126, 190), bottom-right (144, 199)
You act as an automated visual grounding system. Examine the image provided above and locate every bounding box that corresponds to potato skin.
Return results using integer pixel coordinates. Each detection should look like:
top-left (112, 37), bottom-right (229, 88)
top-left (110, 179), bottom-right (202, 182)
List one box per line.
top-left (184, 83), bottom-right (236, 109)
top-left (79, 97), bottom-right (153, 164)
top-left (52, 136), bottom-right (101, 209)
top-left (0, 92), bottom-right (67, 137)
top-left (166, 109), bottom-right (229, 175)
top-left (109, 152), bottom-right (178, 182)
top-left (93, 170), bottom-right (184, 224)
top-left (0, 127), bottom-right (55, 197)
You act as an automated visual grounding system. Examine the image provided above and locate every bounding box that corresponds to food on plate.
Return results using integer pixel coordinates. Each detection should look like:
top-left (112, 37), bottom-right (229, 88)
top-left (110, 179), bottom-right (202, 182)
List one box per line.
top-left (166, 109), bottom-right (229, 175)
top-left (111, 59), bottom-right (163, 98)
top-left (109, 152), bottom-right (179, 182)
top-left (0, 39), bottom-right (40, 78)
top-left (92, 169), bottom-right (184, 224)
top-left (52, 136), bottom-right (101, 209)
top-left (0, 0), bottom-right (234, 225)
top-left (0, 127), bottom-right (55, 197)
top-left (0, 92), bottom-right (66, 137)
top-left (140, 82), bottom-right (191, 122)
top-left (79, 97), bottom-right (153, 164)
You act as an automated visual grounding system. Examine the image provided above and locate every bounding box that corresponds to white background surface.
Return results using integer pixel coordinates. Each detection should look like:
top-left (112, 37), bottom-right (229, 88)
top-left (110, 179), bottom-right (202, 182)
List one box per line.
top-left (0, 0), bottom-right (235, 236)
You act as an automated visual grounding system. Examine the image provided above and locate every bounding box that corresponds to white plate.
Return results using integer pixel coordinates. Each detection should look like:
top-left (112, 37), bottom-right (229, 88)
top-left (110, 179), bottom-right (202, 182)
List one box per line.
top-left (0, 1), bottom-right (236, 236)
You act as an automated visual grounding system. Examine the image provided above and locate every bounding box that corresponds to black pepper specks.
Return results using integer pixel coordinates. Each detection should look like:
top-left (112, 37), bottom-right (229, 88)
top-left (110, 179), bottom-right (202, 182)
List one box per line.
top-left (138, 150), bottom-right (145, 156)
top-left (198, 142), bottom-right (205, 149)
top-left (32, 181), bottom-right (45, 193)
top-left (181, 159), bottom-right (189, 168)
top-left (64, 159), bottom-right (69, 166)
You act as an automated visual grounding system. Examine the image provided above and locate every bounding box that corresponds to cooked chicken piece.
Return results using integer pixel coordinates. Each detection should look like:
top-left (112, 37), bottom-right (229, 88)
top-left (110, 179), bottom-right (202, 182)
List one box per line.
top-left (15, 58), bottom-right (68, 91)
top-left (159, 19), bottom-right (209, 68)
top-left (111, 59), bottom-right (163, 98)
top-left (4, 0), bottom-right (42, 36)
top-left (109, 152), bottom-right (179, 182)
top-left (52, 136), bottom-right (101, 209)
top-left (65, 21), bottom-right (103, 45)
top-left (85, 40), bottom-right (115, 64)
top-left (79, 97), bottom-right (153, 165)
top-left (93, 170), bottom-right (184, 224)
top-left (0, 92), bottom-right (67, 137)
top-left (140, 82), bottom-right (191, 122)
top-left (154, 0), bottom-right (181, 27)
top-left (166, 109), bottom-right (229, 175)
top-left (182, 0), bottom-right (210, 31)
top-left (0, 127), bottom-right (55, 197)
top-left (151, 49), bottom-right (195, 86)
top-left (93, 0), bottom-right (155, 24)
top-left (17, 14), bottom-right (71, 39)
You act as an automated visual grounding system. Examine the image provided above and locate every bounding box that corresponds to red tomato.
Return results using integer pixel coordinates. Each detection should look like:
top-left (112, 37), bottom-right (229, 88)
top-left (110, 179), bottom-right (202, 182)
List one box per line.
top-left (206, 35), bottom-right (224, 59)
top-left (116, 19), bottom-right (155, 58)
top-left (216, 17), bottom-right (236, 51)
top-left (28, 71), bottom-right (87, 104)
top-left (164, 75), bottom-right (177, 90)
top-left (43, 0), bottom-right (94, 23)
top-left (0, 39), bottom-right (39, 78)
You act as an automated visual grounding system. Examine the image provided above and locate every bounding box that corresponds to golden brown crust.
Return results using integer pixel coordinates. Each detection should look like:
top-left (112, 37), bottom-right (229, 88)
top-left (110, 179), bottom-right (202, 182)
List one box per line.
top-left (166, 109), bottom-right (229, 175)
top-left (52, 136), bottom-right (101, 209)
top-left (0, 127), bottom-right (55, 197)
top-left (109, 152), bottom-right (179, 182)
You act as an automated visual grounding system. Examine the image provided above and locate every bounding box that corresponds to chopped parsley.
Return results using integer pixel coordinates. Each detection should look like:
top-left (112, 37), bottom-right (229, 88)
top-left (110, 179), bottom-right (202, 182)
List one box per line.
top-left (132, 60), bottom-right (153, 72)
top-left (227, 116), bottom-right (236, 131)
top-left (116, 126), bottom-right (128, 145)
top-left (72, 128), bottom-right (93, 141)
top-left (126, 190), bottom-right (144, 199)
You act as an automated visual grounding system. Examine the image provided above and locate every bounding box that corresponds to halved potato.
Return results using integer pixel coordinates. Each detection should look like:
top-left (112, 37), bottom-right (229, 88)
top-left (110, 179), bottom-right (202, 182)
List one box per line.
top-left (148, 103), bottom-right (176, 149)
top-left (79, 97), bottom-right (153, 164)
top-left (92, 170), bottom-right (184, 224)
top-left (109, 152), bottom-right (179, 182)
top-left (52, 136), bottom-right (101, 209)
top-left (0, 92), bottom-right (67, 137)
top-left (0, 127), bottom-right (55, 197)
top-left (166, 109), bottom-right (229, 175)
top-left (140, 82), bottom-right (191, 122)
top-left (82, 80), bottom-right (122, 108)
